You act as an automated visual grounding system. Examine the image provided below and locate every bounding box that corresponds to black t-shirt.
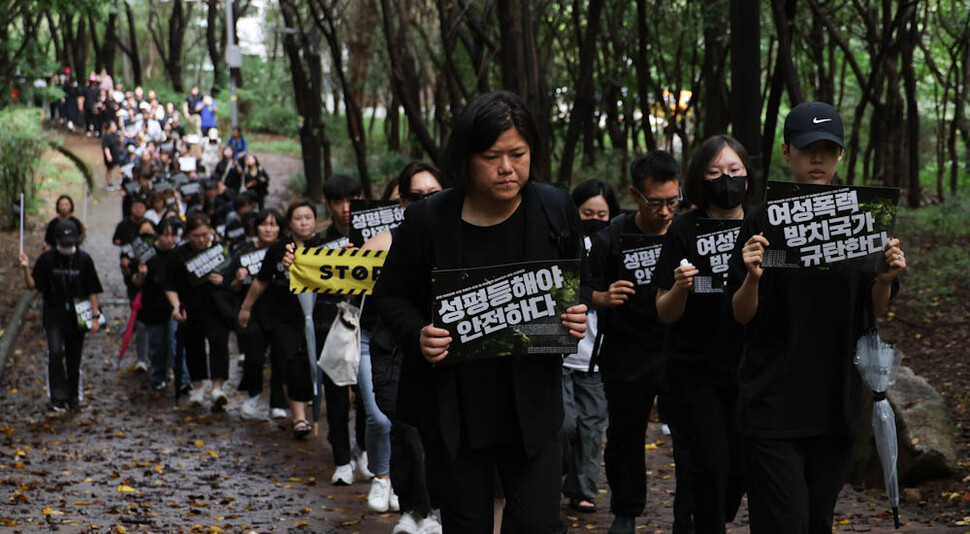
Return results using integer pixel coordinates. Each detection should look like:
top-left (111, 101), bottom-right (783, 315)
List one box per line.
top-left (101, 132), bottom-right (123, 163)
top-left (454, 203), bottom-right (525, 449)
top-left (113, 218), bottom-right (143, 246)
top-left (32, 249), bottom-right (103, 319)
top-left (139, 247), bottom-right (177, 325)
top-left (185, 94), bottom-right (201, 115)
top-left (166, 242), bottom-right (224, 315)
top-left (44, 216), bottom-right (84, 247)
top-left (726, 203), bottom-right (895, 439)
top-left (586, 212), bottom-right (668, 381)
top-left (654, 208), bottom-right (745, 386)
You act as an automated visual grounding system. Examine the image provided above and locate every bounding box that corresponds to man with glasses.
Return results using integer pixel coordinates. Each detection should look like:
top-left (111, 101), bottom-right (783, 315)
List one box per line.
top-left (584, 150), bottom-right (682, 534)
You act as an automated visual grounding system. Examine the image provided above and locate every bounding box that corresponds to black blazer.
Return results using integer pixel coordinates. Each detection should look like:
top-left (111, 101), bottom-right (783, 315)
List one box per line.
top-left (372, 180), bottom-right (587, 458)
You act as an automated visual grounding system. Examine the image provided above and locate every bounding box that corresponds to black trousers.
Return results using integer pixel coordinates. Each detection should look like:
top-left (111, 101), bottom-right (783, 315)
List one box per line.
top-left (669, 382), bottom-right (745, 534)
top-left (425, 434), bottom-right (563, 533)
top-left (182, 308), bottom-right (230, 381)
top-left (657, 380), bottom-right (696, 533)
top-left (44, 315), bottom-right (85, 404)
top-left (320, 368), bottom-right (366, 465)
top-left (744, 434), bottom-right (854, 534)
top-left (390, 421), bottom-right (433, 518)
top-left (602, 370), bottom-right (661, 518)
top-left (238, 320), bottom-right (287, 409)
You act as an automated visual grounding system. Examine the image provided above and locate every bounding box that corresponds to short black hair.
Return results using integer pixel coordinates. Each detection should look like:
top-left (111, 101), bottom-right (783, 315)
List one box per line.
top-left (322, 174), bottom-right (362, 201)
top-left (398, 161), bottom-right (442, 196)
top-left (55, 194), bottom-right (75, 213)
top-left (441, 91), bottom-right (541, 189)
top-left (630, 150), bottom-right (680, 192)
top-left (235, 190), bottom-right (258, 209)
top-left (253, 208), bottom-right (284, 229)
top-left (685, 135), bottom-right (759, 212)
top-left (156, 216), bottom-right (182, 236)
top-left (571, 179), bottom-right (620, 219)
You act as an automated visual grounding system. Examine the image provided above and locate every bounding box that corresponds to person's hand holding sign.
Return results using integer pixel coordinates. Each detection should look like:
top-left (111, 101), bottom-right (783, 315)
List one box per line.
top-left (420, 324), bottom-right (452, 364)
top-left (879, 238), bottom-right (906, 280)
top-left (673, 259), bottom-right (699, 291)
top-left (282, 242), bottom-right (295, 270)
top-left (741, 232), bottom-right (770, 279)
top-left (561, 304), bottom-right (588, 339)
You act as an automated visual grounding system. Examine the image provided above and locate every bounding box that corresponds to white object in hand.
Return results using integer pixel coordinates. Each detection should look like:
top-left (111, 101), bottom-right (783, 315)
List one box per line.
top-left (679, 259), bottom-right (691, 267)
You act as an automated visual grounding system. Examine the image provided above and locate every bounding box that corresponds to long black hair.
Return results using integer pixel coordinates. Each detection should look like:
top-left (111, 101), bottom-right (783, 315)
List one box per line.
top-left (441, 91), bottom-right (541, 189)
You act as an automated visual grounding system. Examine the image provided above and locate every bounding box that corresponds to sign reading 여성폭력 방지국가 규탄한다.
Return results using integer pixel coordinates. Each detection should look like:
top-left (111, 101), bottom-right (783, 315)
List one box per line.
top-left (432, 259), bottom-right (581, 365)
top-left (761, 180), bottom-right (899, 271)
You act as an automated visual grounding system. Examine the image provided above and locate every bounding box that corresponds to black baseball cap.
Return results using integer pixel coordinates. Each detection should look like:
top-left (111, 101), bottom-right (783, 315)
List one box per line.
top-left (784, 102), bottom-right (845, 149)
top-left (55, 220), bottom-right (79, 245)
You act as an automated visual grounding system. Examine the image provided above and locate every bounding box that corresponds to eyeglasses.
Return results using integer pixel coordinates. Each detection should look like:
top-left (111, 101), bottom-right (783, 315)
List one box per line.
top-left (403, 190), bottom-right (438, 203)
top-left (634, 187), bottom-right (682, 212)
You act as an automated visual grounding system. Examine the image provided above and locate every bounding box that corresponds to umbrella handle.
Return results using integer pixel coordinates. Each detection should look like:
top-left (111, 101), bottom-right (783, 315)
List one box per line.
top-left (892, 507), bottom-right (899, 529)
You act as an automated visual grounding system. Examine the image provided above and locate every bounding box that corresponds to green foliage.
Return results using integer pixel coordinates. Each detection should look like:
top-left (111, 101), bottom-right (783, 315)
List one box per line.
top-left (0, 108), bottom-right (51, 229)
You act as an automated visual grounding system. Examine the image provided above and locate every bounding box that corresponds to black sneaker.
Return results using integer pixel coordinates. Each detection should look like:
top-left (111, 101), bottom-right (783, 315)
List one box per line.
top-left (67, 399), bottom-right (81, 412)
top-left (151, 381), bottom-right (167, 391)
top-left (50, 400), bottom-right (68, 412)
top-left (608, 515), bottom-right (635, 534)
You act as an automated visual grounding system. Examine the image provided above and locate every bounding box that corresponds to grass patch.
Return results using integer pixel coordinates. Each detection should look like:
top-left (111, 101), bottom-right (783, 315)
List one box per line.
top-left (249, 138), bottom-right (302, 158)
top-left (893, 195), bottom-right (970, 313)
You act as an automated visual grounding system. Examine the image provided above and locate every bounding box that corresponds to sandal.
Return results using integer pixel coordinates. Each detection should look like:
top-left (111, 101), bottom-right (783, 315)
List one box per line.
top-left (292, 419), bottom-right (312, 440)
top-left (568, 498), bottom-right (597, 513)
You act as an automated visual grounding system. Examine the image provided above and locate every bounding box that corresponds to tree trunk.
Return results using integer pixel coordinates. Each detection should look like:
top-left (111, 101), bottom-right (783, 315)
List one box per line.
top-left (900, 4), bottom-right (920, 207)
top-left (633, 0), bottom-right (657, 151)
top-left (378, 0), bottom-right (442, 164)
top-left (312, 0), bottom-right (373, 198)
top-left (206, 0), bottom-right (228, 92)
top-left (124, 1), bottom-right (143, 86)
top-left (557, 0), bottom-right (606, 185)
top-left (730, 0), bottom-right (762, 174)
top-left (700, 0), bottom-right (730, 137)
top-left (279, 0), bottom-right (327, 202)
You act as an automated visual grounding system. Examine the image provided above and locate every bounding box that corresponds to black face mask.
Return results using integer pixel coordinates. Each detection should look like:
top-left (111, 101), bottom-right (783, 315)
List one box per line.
top-left (581, 218), bottom-right (609, 236)
top-left (703, 174), bottom-right (747, 210)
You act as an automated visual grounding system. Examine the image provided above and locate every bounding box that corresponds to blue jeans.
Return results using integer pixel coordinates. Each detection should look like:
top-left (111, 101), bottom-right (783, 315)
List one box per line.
top-left (359, 329), bottom-right (392, 476)
top-left (147, 319), bottom-right (190, 386)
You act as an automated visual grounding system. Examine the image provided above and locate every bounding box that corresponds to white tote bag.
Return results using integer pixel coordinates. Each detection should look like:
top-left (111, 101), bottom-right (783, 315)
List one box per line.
top-left (317, 300), bottom-right (361, 386)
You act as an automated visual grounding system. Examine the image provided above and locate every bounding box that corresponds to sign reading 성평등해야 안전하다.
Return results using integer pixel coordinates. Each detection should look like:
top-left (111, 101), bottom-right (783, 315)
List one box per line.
top-left (432, 259), bottom-right (581, 365)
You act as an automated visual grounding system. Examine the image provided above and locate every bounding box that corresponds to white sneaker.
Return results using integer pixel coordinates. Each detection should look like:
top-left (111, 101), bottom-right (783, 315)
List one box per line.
top-left (211, 388), bottom-right (228, 409)
top-left (134, 361), bottom-right (149, 373)
top-left (331, 463), bottom-right (353, 486)
top-left (388, 487), bottom-right (400, 512)
top-left (240, 396), bottom-right (263, 419)
top-left (270, 408), bottom-right (288, 419)
top-left (391, 512), bottom-right (421, 534)
top-left (418, 513), bottom-right (443, 534)
top-left (661, 423), bottom-right (671, 435)
top-left (188, 387), bottom-right (205, 406)
top-left (367, 477), bottom-right (391, 512)
top-left (351, 447), bottom-right (374, 480)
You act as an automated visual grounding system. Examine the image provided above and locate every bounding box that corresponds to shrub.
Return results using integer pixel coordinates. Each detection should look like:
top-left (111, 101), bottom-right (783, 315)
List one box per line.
top-left (0, 108), bottom-right (50, 230)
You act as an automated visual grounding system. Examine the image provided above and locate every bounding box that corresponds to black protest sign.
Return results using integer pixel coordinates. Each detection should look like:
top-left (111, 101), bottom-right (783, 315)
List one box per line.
top-left (619, 234), bottom-right (665, 287)
top-left (762, 181), bottom-right (899, 271)
top-left (179, 181), bottom-right (202, 197)
top-left (692, 218), bottom-right (743, 293)
top-left (321, 236), bottom-right (350, 250)
top-left (238, 246), bottom-right (268, 285)
top-left (432, 259), bottom-right (581, 365)
top-left (126, 235), bottom-right (157, 264)
top-left (184, 244), bottom-right (230, 285)
top-left (349, 199), bottom-right (405, 246)
top-left (74, 299), bottom-right (106, 332)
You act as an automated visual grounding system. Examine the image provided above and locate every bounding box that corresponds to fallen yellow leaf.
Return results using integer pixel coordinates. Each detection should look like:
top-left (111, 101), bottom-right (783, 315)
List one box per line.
top-left (193, 440), bottom-right (205, 447)
top-left (117, 484), bottom-right (136, 493)
top-left (644, 443), bottom-right (658, 451)
top-left (292, 521), bottom-right (309, 527)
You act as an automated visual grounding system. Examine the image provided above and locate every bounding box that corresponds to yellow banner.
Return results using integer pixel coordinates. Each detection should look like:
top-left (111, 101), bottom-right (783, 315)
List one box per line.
top-left (289, 247), bottom-right (386, 295)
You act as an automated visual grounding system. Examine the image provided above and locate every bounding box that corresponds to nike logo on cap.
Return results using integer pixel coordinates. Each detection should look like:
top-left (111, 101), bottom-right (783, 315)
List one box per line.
top-left (813, 117), bottom-right (832, 124)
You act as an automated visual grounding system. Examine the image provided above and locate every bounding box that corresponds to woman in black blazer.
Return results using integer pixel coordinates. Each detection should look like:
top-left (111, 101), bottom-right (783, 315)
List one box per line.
top-left (373, 91), bottom-right (589, 533)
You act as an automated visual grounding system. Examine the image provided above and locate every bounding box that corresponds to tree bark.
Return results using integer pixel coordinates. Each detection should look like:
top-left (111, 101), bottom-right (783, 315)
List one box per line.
top-left (311, 0), bottom-right (373, 198)
top-left (900, 3), bottom-right (920, 207)
top-left (633, 0), bottom-right (657, 151)
top-left (206, 0), bottom-right (228, 92)
top-left (730, 0), bottom-right (762, 173)
top-left (123, 1), bottom-right (143, 86)
top-left (700, 0), bottom-right (730, 137)
top-left (378, 0), bottom-right (442, 164)
top-left (557, 0), bottom-right (606, 185)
